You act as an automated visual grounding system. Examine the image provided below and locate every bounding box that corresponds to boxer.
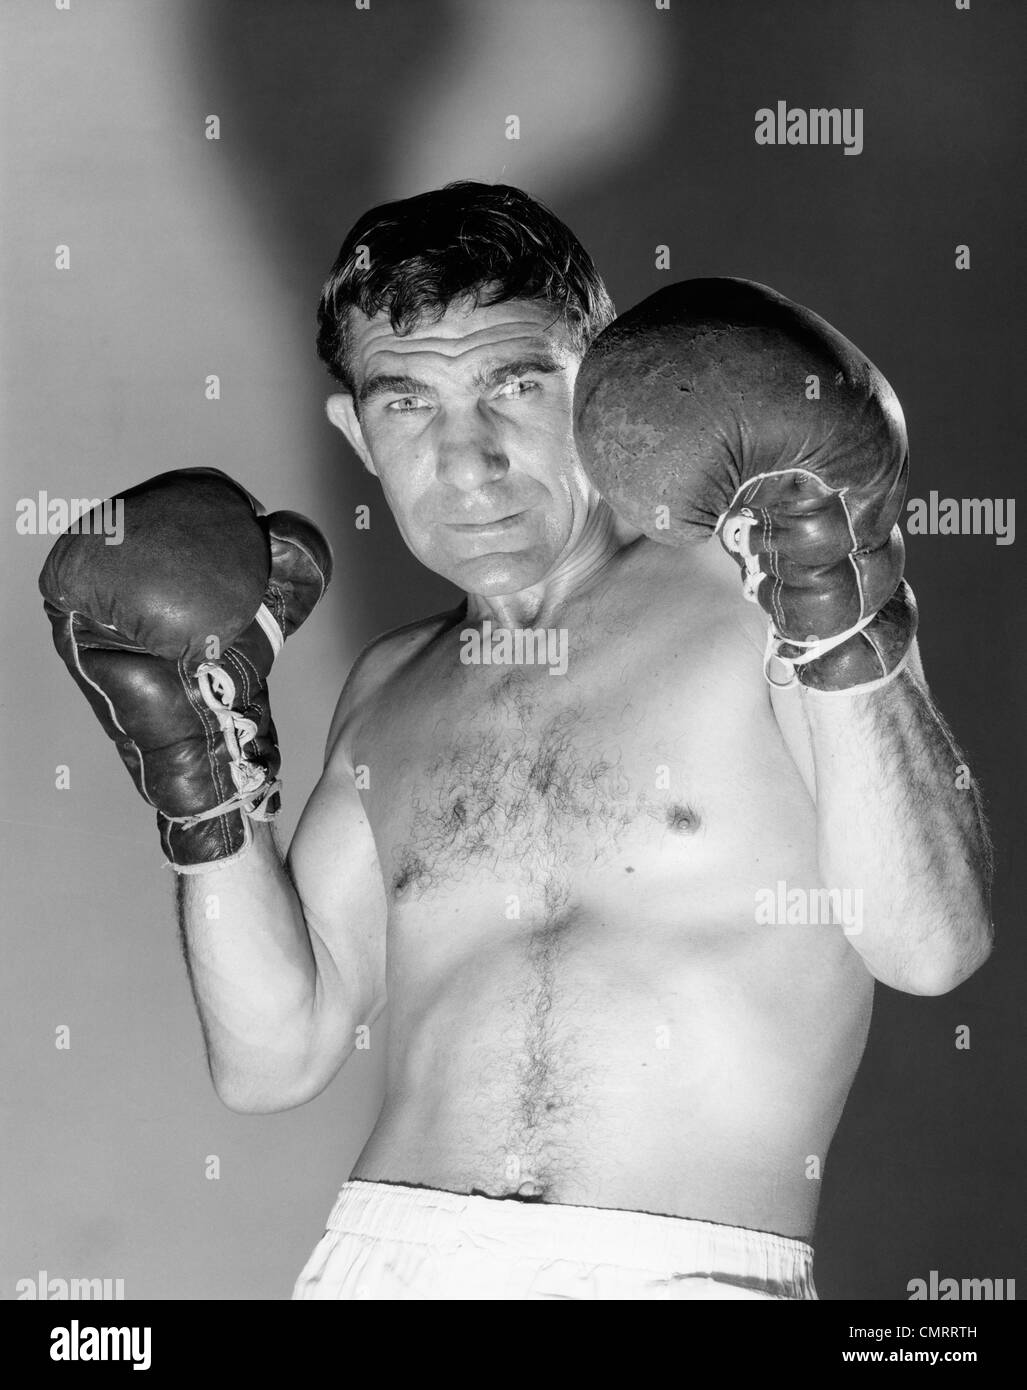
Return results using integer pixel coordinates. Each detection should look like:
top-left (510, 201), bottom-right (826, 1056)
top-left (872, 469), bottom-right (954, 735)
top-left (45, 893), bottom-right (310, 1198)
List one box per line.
top-left (41, 182), bottom-right (993, 1300)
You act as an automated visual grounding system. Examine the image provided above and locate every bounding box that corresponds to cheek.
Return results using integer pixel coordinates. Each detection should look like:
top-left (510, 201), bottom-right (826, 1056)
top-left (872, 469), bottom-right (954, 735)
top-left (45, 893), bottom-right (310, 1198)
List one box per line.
top-left (379, 473), bottom-right (433, 542)
top-left (367, 438), bottom-right (430, 513)
top-left (520, 406), bottom-right (585, 483)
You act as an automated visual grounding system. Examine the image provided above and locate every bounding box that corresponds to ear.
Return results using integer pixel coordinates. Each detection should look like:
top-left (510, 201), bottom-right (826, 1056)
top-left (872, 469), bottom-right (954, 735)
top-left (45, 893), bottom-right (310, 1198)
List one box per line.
top-left (326, 393), bottom-right (378, 476)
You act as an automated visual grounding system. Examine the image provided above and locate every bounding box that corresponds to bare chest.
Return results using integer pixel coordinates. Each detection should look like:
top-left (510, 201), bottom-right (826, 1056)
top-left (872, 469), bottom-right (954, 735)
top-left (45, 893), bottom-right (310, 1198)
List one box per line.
top-left (354, 605), bottom-right (806, 922)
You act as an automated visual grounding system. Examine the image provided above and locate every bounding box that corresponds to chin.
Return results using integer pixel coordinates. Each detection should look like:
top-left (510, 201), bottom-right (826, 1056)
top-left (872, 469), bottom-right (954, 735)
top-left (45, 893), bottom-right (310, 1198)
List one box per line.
top-left (439, 548), bottom-right (553, 596)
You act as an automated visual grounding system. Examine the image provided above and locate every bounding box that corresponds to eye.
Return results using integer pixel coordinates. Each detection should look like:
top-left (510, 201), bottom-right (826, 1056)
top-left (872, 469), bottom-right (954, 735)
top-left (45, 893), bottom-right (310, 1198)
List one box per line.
top-left (494, 377), bottom-right (540, 400)
top-left (385, 396), bottom-right (430, 413)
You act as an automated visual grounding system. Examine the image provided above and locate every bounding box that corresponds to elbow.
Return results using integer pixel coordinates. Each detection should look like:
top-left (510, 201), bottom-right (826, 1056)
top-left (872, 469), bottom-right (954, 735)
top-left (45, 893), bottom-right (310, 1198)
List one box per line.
top-left (892, 917), bottom-right (995, 997)
top-left (212, 1077), bottom-right (311, 1115)
top-left (214, 1084), bottom-right (309, 1115)
top-left (210, 1055), bottom-right (343, 1114)
top-left (204, 996), bottom-right (384, 1112)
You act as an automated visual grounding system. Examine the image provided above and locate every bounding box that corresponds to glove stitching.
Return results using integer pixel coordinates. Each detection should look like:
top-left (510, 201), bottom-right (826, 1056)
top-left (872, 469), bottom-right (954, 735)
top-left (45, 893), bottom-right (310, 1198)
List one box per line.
top-left (69, 612), bottom-right (160, 810)
top-left (201, 668), bottom-right (233, 860)
top-left (68, 612), bottom-right (129, 737)
top-left (865, 626), bottom-right (887, 680)
top-left (229, 647), bottom-right (261, 706)
top-left (212, 653), bottom-right (248, 859)
top-left (182, 657), bottom-right (233, 859)
top-left (764, 511), bottom-right (787, 631)
top-left (213, 649), bottom-right (271, 843)
top-left (837, 485), bottom-right (860, 551)
top-left (222, 648), bottom-right (250, 708)
top-left (846, 552), bottom-right (865, 623)
top-left (836, 489), bottom-right (868, 621)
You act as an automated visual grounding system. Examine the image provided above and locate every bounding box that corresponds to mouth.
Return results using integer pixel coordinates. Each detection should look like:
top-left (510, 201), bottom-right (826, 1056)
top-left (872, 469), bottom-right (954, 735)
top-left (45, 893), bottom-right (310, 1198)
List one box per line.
top-left (446, 510), bottom-right (527, 533)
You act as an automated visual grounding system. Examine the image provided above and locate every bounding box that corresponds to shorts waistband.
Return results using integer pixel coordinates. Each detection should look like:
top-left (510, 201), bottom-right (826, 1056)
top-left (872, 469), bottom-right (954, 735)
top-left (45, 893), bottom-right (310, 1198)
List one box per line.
top-left (322, 1180), bottom-right (814, 1294)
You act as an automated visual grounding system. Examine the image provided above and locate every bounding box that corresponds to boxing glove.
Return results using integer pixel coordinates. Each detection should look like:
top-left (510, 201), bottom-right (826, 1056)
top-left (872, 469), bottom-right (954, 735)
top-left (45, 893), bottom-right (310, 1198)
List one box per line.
top-left (573, 277), bottom-right (916, 693)
top-left (39, 468), bottom-right (332, 869)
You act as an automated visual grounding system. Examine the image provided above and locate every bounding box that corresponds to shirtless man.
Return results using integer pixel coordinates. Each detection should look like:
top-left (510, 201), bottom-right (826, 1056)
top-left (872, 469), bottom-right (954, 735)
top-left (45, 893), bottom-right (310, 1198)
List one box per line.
top-left (42, 181), bottom-right (993, 1300)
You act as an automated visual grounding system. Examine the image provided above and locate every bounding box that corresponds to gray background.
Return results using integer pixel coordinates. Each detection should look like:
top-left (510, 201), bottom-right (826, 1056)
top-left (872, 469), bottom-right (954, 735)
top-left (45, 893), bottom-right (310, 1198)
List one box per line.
top-left (2, 0), bottom-right (1023, 1299)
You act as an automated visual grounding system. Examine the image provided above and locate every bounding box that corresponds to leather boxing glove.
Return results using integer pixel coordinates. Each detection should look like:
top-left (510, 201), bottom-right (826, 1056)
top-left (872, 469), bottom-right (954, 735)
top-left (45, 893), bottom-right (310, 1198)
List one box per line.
top-left (573, 277), bottom-right (916, 693)
top-left (39, 468), bottom-right (332, 869)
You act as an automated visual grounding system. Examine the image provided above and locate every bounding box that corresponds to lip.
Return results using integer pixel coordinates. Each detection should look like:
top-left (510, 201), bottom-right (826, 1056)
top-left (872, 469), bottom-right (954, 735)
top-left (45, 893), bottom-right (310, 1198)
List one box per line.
top-left (446, 510), bottom-right (527, 532)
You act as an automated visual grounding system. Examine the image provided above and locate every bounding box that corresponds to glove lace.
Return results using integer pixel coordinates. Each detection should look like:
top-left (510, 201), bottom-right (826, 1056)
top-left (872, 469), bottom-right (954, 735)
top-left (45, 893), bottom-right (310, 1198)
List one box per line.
top-left (162, 661), bottom-right (281, 827)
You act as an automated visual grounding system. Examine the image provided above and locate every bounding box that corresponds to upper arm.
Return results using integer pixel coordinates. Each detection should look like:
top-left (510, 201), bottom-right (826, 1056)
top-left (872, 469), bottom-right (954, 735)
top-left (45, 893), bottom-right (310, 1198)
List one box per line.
top-left (286, 735), bottom-right (388, 1032)
top-left (283, 615), bottom-right (451, 1034)
top-left (285, 643), bottom-right (395, 1032)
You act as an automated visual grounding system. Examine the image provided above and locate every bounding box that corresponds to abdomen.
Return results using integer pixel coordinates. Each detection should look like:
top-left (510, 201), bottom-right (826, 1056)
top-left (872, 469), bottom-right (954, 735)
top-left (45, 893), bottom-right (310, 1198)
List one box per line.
top-left (355, 897), bottom-right (873, 1238)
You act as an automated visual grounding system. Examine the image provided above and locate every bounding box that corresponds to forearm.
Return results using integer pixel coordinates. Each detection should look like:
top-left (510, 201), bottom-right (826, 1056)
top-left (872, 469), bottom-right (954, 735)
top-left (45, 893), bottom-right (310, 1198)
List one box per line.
top-left (804, 668), bottom-right (993, 994)
top-left (176, 821), bottom-right (352, 1110)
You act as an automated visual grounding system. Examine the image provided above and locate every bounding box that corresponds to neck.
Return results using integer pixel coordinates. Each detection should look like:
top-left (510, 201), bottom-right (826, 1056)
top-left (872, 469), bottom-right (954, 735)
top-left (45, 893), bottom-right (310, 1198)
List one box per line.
top-left (464, 500), bottom-right (624, 629)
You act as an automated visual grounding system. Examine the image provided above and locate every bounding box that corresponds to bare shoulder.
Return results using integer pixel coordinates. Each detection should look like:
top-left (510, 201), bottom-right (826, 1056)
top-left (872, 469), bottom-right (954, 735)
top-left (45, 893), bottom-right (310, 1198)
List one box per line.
top-left (635, 534), bottom-right (769, 653)
top-left (324, 607), bottom-right (460, 765)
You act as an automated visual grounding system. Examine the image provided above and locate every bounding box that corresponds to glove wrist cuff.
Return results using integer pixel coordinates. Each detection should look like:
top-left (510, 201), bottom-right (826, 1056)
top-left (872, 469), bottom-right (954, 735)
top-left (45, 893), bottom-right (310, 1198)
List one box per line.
top-left (163, 825), bottom-right (257, 875)
top-left (162, 776), bottom-right (282, 830)
top-left (762, 610), bottom-right (883, 687)
top-left (797, 648), bottom-right (914, 699)
top-left (762, 581), bottom-right (918, 695)
top-left (158, 778), bottom-right (282, 872)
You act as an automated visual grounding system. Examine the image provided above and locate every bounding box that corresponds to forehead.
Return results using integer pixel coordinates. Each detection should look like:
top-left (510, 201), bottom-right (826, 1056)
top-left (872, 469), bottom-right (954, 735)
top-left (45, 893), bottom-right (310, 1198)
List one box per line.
top-left (347, 297), bottom-right (577, 383)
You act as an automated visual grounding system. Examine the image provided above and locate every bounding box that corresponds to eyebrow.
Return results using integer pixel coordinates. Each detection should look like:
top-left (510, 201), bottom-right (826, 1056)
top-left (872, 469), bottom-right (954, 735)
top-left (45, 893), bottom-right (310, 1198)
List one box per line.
top-left (357, 353), bottom-right (565, 405)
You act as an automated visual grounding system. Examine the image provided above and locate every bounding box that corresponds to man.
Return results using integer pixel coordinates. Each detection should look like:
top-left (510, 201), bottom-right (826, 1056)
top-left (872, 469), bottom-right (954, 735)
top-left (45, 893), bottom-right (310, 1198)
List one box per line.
top-left (42, 182), bottom-right (992, 1300)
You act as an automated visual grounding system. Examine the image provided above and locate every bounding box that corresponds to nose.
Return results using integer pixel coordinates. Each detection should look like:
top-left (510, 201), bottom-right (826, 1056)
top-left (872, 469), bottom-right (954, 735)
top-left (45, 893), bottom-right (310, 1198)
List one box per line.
top-left (434, 403), bottom-right (510, 491)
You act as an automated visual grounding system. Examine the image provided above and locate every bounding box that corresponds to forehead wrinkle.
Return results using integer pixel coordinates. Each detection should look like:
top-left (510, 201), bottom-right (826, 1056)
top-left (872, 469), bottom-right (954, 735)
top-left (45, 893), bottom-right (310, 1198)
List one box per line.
top-left (357, 326), bottom-right (573, 391)
top-left (351, 296), bottom-right (572, 355)
top-left (361, 319), bottom-right (563, 354)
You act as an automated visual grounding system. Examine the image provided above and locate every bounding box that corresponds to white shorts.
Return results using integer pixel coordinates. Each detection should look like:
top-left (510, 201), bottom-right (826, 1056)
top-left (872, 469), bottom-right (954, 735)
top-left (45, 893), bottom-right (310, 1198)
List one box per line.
top-left (291, 1180), bottom-right (818, 1301)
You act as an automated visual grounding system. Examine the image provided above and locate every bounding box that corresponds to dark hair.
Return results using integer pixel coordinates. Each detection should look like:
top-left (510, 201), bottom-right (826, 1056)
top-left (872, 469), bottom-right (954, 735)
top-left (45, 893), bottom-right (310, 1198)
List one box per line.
top-left (316, 181), bottom-right (615, 395)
